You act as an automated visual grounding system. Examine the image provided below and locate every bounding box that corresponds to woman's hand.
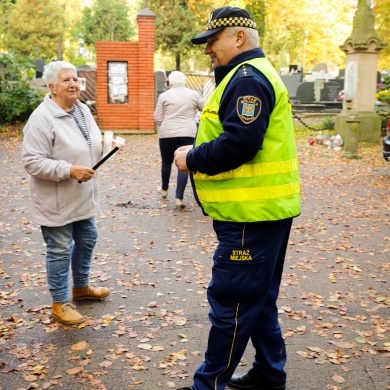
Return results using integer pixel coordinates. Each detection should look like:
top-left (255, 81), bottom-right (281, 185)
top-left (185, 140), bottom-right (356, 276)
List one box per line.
top-left (70, 166), bottom-right (95, 182)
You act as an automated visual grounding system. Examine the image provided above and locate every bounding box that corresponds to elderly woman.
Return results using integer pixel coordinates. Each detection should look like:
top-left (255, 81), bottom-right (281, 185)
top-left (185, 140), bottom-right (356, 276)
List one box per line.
top-left (154, 71), bottom-right (205, 208)
top-left (22, 61), bottom-right (109, 325)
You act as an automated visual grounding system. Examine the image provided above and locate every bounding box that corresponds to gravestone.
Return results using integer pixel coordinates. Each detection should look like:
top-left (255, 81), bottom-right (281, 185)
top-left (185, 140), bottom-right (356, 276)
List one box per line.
top-left (314, 79), bottom-right (325, 101)
top-left (280, 73), bottom-right (303, 99)
top-left (320, 81), bottom-right (341, 101)
top-left (335, 0), bottom-right (384, 143)
top-left (312, 63), bottom-right (328, 72)
top-left (377, 71), bottom-right (382, 83)
top-left (154, 70), bottom-right (167, 105)
top-left (296, 81), bottom-right (315, 103)
top-left (329, 79), bottom-right (344, 91)
top-left (34, 59), bottom-right (45, 79)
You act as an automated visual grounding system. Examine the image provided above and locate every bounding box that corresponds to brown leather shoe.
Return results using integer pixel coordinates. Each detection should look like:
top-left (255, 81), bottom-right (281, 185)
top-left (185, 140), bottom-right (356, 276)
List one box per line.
top-left (52, 302), bottom-right (85, 325)
top-left (72, 285), bottom-right (110, 301)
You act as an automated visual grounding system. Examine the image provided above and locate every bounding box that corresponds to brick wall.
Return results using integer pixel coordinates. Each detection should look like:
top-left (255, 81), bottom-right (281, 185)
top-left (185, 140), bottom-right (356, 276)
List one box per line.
top-left (96, 9), bottom-right (156, 133)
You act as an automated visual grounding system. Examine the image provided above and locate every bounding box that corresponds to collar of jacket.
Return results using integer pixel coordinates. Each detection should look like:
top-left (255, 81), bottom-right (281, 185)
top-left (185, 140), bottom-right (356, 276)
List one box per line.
top-left (44, 93), bottom-right (83, 118)
top-left (214, 48), bottom-right (265, 86)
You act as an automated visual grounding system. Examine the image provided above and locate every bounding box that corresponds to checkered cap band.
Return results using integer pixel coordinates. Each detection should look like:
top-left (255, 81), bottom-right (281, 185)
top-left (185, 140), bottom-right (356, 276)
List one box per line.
top-left (207, 17), bottom-right (257, 31)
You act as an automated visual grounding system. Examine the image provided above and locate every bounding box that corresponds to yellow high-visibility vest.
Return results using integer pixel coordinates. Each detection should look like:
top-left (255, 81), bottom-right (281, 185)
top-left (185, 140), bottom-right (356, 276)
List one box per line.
top-left (193, 58), bottom-right (301, 222)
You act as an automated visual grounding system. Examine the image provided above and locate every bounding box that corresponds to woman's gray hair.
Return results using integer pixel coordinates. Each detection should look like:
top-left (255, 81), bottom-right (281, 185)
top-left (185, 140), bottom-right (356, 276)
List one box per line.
top-left (169, 71), bottom-right (186, 87)
top-left (226, 26), bottom-right (259, 48)
top-left (42, 61), bottom-right (77, 86)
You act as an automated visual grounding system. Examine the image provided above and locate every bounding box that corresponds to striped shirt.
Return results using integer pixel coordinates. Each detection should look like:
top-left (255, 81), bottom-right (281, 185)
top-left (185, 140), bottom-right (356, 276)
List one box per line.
top-left (68, 105), bottom-right (91, 149)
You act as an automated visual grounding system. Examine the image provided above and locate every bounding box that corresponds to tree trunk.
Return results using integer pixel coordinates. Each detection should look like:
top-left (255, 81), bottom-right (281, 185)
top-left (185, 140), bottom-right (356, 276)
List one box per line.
top-left (57, 37), bottom-right (63, 61)
top-left (175, 52), bottom-right (181, 71)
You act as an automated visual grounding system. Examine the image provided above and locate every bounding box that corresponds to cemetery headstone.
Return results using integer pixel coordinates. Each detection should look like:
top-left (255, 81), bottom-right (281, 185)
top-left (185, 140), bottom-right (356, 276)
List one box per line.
top-left (296, 81), bottom-right (315, 103)
top-left (329, 79), bottom-right (344, 91)
top-left (312, 63), bottom-right (328, 72)
top-left (320, 81), bottom-right (342, 101)
top-left (280, 73), bottom-right (303, 99)
top-left (154, 70), bottom-right (167, 105)
top-left (34, 59), bottom-right (45, 79)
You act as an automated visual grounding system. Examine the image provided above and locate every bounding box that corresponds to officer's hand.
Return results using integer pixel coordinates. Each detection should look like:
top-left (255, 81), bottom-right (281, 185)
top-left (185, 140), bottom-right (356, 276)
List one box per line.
top-left (174, 145), bottom-right (192, 173)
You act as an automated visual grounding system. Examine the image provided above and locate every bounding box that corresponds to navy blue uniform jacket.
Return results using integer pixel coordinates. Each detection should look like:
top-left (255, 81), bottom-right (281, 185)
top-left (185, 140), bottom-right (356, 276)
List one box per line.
top-left (186, 48), bottom-right (276, 176)
top-left (186, 48), bottom-right (277, 215)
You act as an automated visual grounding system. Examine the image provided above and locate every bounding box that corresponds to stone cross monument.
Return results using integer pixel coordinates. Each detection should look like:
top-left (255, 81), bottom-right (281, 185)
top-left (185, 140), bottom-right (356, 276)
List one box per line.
top-left (335, 0), bottom-right (386, 142)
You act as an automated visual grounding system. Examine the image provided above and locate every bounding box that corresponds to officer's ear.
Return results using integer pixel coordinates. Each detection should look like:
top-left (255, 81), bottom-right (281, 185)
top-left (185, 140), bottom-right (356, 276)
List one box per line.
top-left (235, 29), bottom-right (246, 47)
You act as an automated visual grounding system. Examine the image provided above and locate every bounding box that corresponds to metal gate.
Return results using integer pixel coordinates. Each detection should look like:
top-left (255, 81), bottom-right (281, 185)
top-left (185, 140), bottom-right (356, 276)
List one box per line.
top-left (186, 74), bottom-right (215, 100)
top-left (77, 66), bottom-right (97, 114)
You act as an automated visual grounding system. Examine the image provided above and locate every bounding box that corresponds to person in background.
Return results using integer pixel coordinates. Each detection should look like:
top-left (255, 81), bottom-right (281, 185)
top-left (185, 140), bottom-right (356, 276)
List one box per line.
top-left (22, 61), bottom-right (110, 325)
top-left (154, 71), bottom-right (205, 208)
top-left (174, 6), bottom-right (300, 390)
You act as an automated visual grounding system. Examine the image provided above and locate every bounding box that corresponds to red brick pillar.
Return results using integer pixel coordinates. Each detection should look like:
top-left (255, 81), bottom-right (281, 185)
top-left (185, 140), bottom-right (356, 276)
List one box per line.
top-left (95, 9), bottom-right (155, 132)
top-left (137, 9), bottom-right (156, 132)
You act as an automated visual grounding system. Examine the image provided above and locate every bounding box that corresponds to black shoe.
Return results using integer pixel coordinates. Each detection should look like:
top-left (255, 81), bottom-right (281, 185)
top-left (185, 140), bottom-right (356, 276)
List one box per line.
top-left (228, 368), bottom-right (286, 390)
top-left (177, 388), bottom-right (192, 390)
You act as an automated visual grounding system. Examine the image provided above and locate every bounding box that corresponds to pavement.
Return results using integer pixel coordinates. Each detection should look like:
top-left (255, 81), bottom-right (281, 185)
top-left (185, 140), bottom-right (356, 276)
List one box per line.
top-left (0, 132), bottom-right (389, 390)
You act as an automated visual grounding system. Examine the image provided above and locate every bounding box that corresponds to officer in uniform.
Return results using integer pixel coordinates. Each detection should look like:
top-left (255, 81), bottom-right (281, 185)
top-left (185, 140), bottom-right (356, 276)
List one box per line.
top-left (174, 6), bottom-right (300, 390)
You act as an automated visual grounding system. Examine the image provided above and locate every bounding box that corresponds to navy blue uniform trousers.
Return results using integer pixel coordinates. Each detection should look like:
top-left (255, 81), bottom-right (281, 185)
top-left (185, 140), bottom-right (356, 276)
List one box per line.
top-left (191, 218), bottom-right (293, 390)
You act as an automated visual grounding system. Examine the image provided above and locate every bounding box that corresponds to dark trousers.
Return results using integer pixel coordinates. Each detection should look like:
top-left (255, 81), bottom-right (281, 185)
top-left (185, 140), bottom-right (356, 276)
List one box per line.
top-left (192, 218), bottom-right (293, 390)
top-left (159, 137), bottom-right (194, 199)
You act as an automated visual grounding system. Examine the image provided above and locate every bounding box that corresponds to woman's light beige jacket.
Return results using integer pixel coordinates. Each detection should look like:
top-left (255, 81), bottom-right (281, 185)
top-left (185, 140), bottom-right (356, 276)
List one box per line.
top-left (22, 93), bottom-right (103, 227)
top-left (154, 84), bottom-right (205, 138)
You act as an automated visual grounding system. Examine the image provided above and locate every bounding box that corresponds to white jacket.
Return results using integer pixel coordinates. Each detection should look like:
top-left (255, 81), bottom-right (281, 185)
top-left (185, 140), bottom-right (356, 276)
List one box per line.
top-left (154, 84), bottom-right (205, 139)
top-left (22, 93), bottom-right (103, 227)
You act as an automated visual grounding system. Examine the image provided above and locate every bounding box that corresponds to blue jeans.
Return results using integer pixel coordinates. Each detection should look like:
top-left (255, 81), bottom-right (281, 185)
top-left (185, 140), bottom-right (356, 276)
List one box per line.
top-left (41, 217), bottom-right (98, 303)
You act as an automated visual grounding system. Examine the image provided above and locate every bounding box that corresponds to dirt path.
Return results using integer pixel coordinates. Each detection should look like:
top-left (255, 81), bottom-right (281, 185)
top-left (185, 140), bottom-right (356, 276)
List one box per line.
top-left (0, 131), bottom-right (389, 390)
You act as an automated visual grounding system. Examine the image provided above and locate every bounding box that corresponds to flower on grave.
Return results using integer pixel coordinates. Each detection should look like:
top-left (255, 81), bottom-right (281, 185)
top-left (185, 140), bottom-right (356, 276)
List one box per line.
top-left (335, 90), bottom-right (344, 101)
top-left (376, 89), bottom-right (390, 104)
top-left (376, 76), bottom-right (390, 104)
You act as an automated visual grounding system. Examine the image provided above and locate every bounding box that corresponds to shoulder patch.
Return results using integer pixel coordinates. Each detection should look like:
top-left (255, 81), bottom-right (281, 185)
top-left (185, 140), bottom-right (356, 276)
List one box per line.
top-left (237, 65), bottom-right (254, 78)
top-left (236, 96), bottom-right (262, 124)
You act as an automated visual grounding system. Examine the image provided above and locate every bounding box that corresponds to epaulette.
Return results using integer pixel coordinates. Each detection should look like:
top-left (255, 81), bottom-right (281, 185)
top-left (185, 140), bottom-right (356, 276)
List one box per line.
top-left (237, 65), bottom-right (254, 78)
